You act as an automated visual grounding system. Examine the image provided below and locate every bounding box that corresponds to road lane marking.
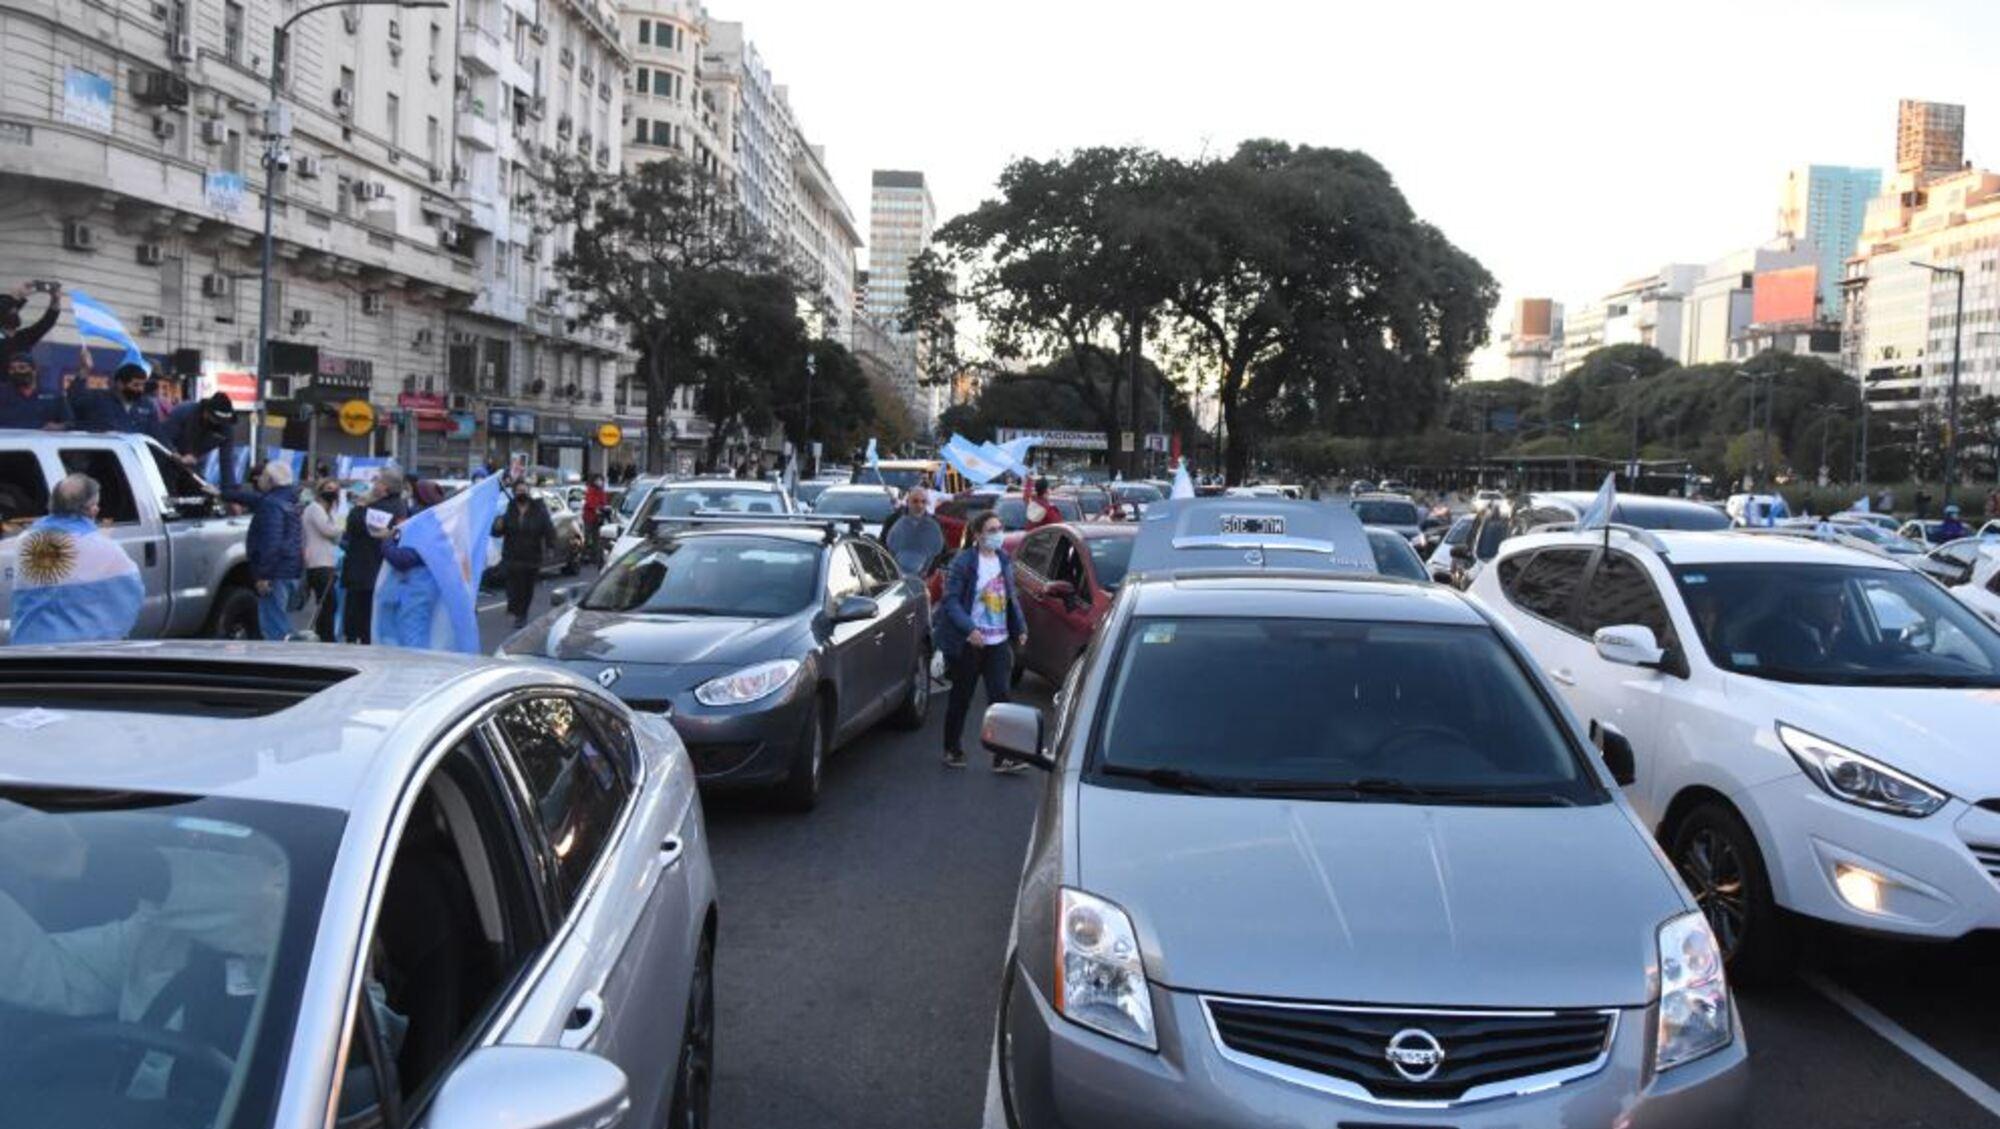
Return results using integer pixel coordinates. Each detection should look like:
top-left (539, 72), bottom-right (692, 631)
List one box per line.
top-left (478, 600), bottom-right (505, 612)
top-left (1804, 971), bottom-right (2000, 1119)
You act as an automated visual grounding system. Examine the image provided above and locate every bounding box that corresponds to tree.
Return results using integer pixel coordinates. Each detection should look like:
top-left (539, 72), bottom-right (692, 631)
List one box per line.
top-left (768, 338), bottom-right (877, 468)
top-left (539, 155), bottom-right (798, 471)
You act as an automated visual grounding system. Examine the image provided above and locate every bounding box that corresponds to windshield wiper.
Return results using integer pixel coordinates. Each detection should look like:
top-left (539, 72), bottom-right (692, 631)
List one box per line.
top-left (1249, 778), bottom-right (1578, 806)
top-left (1098, 765), bottom-right (1248, 795)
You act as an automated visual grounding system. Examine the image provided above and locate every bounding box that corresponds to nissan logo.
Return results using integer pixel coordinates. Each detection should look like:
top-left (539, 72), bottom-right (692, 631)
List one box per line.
top-left (1384, 1027), bottom-right (1446, 1083)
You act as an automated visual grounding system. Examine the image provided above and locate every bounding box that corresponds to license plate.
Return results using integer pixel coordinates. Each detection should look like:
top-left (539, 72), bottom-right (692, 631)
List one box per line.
top-left (1220, 514), bottom-right (1285, 535)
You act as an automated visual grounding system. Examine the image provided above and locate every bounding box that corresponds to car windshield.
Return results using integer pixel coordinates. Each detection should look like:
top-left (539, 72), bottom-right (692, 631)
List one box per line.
top-left (1671, 562), bottom-right (2000, 687)
top-left (1474, 516), bottom-right (1508, 560)
top-left (616, 484), bottom-right (656, 518)
top-left (814, 489), bottom-right (896, 520)
top-left (1086, 535), bottom-right (1134, 591)
top-left (1834, 522), bottom-right (1923, 552)
top-left (1092, 618), bottom-right (1600, 804)
top-left (638, 485), bottom-right (785, 523)
top-left (1111, 484), bottom-right (1163, 504)
top-left (1614, 501), bottom-right (1732, 531)
top-left (1367, 530), bottom-right (1428, 580)
top-left (1355, 500), bottom-right (1420, 525)
top-left (1066, 491), bottom-right (1108, 516)
top-left (1444, 516), bottom-right (1472, 546)
top-left (583, 535), bottom-right (820, 617)
top-left (0, 786), bottom-right (342, 1129)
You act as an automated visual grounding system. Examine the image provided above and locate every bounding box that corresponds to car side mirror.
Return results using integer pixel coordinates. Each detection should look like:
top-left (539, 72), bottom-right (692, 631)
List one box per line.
top-left (981, 703), bottom-right (1054, 771)
top-left (1594, 624), bottom-right (1665, 668)
top-left (1594, 727), bottom-right (1638, 787)
top-left (550, 586), bottom-right (577, 608)
top-left (1450, 542), bottom-right (1474, 563)
top-left (424, 1046), bottom-right (629, 1129)
top-left (832, 594), bottom-right (879, 624)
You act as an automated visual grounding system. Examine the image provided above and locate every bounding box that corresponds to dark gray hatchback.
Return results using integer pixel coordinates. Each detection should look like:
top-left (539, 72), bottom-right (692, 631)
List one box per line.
top-left (981, 499), bottom-right (1747, 1127)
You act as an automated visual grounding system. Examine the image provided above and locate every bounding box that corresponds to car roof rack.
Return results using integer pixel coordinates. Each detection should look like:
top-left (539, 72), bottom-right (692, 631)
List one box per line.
top-left (654, 511), bottom-right (865, 544)
top-left (1128, 498), bottom-right (1378, 577)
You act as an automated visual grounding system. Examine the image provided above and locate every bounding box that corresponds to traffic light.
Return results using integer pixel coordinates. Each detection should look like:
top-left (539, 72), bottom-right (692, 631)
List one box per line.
top-left (1570, 416), bottom-right (1581, 432)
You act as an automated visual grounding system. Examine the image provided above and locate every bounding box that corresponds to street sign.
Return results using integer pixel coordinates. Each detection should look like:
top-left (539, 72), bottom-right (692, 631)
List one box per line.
top-left (596, 422), bottom-right (623, 448)
top-left (337, 399), bottom-right (375, 436)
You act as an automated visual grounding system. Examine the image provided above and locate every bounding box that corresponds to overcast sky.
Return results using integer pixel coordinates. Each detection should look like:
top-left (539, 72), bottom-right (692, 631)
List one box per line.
top-left (720, 0), bottom-right (2000, 376)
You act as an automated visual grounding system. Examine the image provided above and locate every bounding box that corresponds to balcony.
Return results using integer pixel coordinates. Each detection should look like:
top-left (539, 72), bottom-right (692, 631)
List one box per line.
top-left (459, 24), bottom-right (504, 75)
top-left (457, 100), bottom-right (498, 150)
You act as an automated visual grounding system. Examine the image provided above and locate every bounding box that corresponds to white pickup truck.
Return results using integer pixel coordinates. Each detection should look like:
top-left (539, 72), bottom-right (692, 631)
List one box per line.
top-left (0, 429), bottom-right (257, 640)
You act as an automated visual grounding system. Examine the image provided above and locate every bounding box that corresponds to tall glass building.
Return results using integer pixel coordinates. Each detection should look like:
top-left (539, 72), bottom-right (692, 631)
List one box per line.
top-left (1779, 165), bottom-right (1883, 320)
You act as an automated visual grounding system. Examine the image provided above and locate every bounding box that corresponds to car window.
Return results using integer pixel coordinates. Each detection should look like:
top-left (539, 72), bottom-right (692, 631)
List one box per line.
top-left (0, 785), bottom-right (343, 1129)
top-left (1017, 529), bottom-right (1057, 576)
top-left (1507, 548), bottom-right (1591, 628)
top-left (0, 449), bottom-right (50, 538)
top-left (825, 543), bottom-right (864, 601)
top-left (1086, 535), bottom-right (1133, 591)
top-left (641, 485), bottom-right (783, 523)
top-left (582, 534), bottom-right (819, 617)
top-left (1473, 514), bottom-right (1508, 560)
top-left (57, 448), bottom-right (140, 524)
top-left (1050, 535), bottom-right (1087, 591)
top-left (495, 697), bottom-right (631, 905)
top-left (1444, 517), bottom-right (1472, 546)
top-left (851, 539), bottom-right (901, 592)
top-left (1091, 618), bottom-right (1601, 804)
top-left (1367, 529), bottom-right (1429, 581)
top-left (1354, 499), bottom-right (1420, 525)
top-left (337, 737), bottom-right (547, 1122)
top-left (1575, 551), bottom-right (1677, 649)
top-left (993, 497), bottom-right (1028, 531)
top-left (1495, 552), bottom-right (1529, 591)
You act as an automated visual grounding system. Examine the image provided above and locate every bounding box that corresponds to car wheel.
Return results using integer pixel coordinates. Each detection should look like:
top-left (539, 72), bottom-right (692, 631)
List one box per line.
top-left (1669, 801), bottom-right (1789, 984)
top-left (207, 585), bottom-right (259, 640)
top-left (890, 648), bottom-right (931, 730)
top-left (996, 954), bottom-right (1025, 1129)
top-left (775, 699), bottom-right (825, 812)
top-left (664, 931), bottom-right (714, 1129)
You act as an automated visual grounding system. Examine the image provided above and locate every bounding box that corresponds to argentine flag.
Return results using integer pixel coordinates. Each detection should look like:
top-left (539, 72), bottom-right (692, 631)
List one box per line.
top-left (940, 434), bottom-right (1010, 484)
top-left (8, 515), bottom-right (143, 645)
top-left (373, 475), bottom-right (505, 653)
top-left (1577, 473), bottom-right (1618, 531)
top-left (1171, 459), bottom-right (1195, 500)
top-left (70, 289), bottom-right (150, 373)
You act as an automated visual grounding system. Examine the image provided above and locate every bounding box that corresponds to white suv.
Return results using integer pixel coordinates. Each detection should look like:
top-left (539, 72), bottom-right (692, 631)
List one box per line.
top-left (1471, 527), bottom-right (2000, 979)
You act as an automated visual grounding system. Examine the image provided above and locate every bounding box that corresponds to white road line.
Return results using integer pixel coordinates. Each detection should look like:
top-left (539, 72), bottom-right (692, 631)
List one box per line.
top-left (1804, 971), bottom-right (2000, 1119)
top-left (478, 600), bottom-right (505, 612)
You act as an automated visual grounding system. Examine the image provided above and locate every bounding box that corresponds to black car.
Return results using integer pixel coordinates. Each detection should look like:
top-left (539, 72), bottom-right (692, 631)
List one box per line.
top-left (500, 516), bottom-right (931, 811)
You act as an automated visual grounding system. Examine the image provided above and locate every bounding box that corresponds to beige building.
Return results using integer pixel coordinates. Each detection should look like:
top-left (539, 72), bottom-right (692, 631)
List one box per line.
top-left (1502, 297), bottom-right (1562, 385)
top-left (867, 169), bottom-right (936, 423)
top-left (1897, 99), bottom-right (1965, 178)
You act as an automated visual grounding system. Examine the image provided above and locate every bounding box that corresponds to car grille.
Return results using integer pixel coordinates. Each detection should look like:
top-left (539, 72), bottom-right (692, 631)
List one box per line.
top-left (622, 699), bottom-right (673, 717)
top-left (1204, 998), bottom-right (1616, 1104)
top-left (1968, 843), bottom-right (2000, 883)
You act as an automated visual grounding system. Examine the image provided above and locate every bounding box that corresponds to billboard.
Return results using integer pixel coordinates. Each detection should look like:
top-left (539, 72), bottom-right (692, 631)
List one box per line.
top-left (1751, 265), bottom-right (1818, 326)
top-left (1513, 298), bottom-right (1555, 339)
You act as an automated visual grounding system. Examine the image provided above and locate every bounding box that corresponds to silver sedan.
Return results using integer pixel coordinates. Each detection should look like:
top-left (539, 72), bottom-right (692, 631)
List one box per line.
top-left (0, 642), bottom-right (717, 1129)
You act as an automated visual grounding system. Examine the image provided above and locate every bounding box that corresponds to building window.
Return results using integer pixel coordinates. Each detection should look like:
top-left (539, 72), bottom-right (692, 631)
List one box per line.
top-left (426, 115), bottom-right (441, 164)
top-left (637, 18), bottom-right (651, 45)
top-left (223, 1), bottom-right (244, 61)
top-left (634, 116), bottom-right (648, 144)
top-left (386, 92), bottom-right (400, 147)
top-left (653, 71), bottom-right (670, 97)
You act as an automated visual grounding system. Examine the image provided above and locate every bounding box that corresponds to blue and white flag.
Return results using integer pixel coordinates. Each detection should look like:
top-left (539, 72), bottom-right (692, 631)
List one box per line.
top-left (940, 434), bottom-right (1010, 484)
top-left (979, 440), bottom-right (1033, 480)
top-left (201, 445), bottom-right (253, 488)
top-left (1577, 472), bottom-right (1618, 531)
top-left (865, 437), bottom-right (879, 470)
top-left (1849, 496), bottom-right (1872, 514)
top-left (8, 515), bottom-right (143, 645)
top-left (374, 475), bottom-right (504, 653)
top-left (70, 288), bottom-right (150, 373)
top-left (1171, 459), bottom-right (1195, 500)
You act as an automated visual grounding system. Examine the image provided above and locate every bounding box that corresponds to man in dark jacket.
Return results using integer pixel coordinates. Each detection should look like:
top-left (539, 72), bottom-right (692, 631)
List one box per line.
top-left (162, 393), bottom-right (239, 486)
top-left (0, 284), bottom-right (60, 371)
top-left (222, 460), bottom-right (304, 640)
top-left (492, 479), bottom-right (555, 628)
top-left (70, 362), bottom-right (162, 435)
top-left (339, 469), bottom-right (407, 644)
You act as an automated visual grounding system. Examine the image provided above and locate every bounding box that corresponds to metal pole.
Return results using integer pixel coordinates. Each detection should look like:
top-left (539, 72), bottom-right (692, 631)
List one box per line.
top-left (251, 21), bottom-right (285, 457)
top-left (1947, 268), bottom-right (1965, 508)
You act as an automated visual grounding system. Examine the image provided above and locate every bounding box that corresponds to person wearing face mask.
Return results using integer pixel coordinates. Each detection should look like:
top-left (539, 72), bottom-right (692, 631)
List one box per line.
top-left (160, 393), bottom-right (241, 487)
top-left (885, 486), bottom-right (945, 576)
top-left (301, 478), bottom-right (344, 641)
top-left (0, 347), bottom-right (74, 432)
top-left (339, 469), bottom-right (407, 644)
top-left (935, 509), bottom-right (1029, 772)
top-left (491, 478), bottom-right (555, 629)
top-left (221, 461), bottom-right (304, 640)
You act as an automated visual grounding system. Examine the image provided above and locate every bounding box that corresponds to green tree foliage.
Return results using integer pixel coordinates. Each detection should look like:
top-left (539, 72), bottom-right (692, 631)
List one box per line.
top-left (940, 352), bottom-right (1194, 444)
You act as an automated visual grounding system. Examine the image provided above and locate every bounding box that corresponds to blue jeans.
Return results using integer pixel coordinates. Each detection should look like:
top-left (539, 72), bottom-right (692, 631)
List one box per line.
top-left (258, 578), bottom-right (300, 641)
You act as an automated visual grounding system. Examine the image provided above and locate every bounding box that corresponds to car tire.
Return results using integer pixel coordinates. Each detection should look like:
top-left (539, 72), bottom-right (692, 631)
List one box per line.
top-left (1669, 801), bottom-right (1790, 985)
top-left (890, 648), bottom-right (931, 730)
top-left (664, 929), bottom-right (714, 1129)
top-left (775, 698), bottom-right (825, 813)
top-left (996, 954), bottom-right (1025, 1129)
top-left (207, 585), bottom-right (259, 640)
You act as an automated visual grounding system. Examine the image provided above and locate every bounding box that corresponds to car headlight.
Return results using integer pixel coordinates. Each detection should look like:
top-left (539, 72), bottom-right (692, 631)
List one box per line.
top-left (693, 659), bottom-right (801, 707)
top-left (1656, 910), bottom-right (1731, 1070)
top-left (1778, 723), bottom-right (1947, 818)
top-left (1056, 887), bottom-right (1156, 1051)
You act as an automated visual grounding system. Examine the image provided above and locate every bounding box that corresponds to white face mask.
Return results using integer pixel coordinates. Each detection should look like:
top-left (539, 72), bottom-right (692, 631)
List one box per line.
top-left (980, 531), bottom-right (1004, 552)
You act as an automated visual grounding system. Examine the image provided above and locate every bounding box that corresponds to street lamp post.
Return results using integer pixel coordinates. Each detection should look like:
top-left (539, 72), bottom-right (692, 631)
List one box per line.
top-left (1911, 261), bottom-right (1966, 508)
top-left (253, 0), bottom-right (446, 455)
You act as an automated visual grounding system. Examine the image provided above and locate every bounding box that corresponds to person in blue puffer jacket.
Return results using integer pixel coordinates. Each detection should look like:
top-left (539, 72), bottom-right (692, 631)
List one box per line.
top-left (221, 460), bottom-right (303, 640)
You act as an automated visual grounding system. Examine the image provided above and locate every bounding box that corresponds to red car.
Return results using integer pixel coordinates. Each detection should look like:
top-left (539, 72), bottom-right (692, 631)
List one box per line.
top-left (934, 490), bottom-right (1082, 550)
top-left (1002, 522), bottom-right (1137, 686)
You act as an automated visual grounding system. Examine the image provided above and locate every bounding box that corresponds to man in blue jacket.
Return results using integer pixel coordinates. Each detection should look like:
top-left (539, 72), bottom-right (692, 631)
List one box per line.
top-left (934, 508), bottom-right (1030, 772)
top-left (223, 460), bottom-right (303, 640)
top-left (70, 361), bottom-right (163, 436)
top-left (162, 393), bottom-right (239, 486)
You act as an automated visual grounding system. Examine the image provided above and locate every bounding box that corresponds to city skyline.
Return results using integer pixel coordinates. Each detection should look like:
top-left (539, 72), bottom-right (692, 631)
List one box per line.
top-left (712, 0), bottom-right (2000, 378)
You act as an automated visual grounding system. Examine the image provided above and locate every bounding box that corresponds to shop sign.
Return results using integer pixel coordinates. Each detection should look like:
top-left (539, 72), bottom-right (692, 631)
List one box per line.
top-left (337, 399), bottom-right (376, 436)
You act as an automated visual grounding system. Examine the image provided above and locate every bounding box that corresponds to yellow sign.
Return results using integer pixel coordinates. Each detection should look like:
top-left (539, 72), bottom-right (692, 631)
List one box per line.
top-left (337, 399), bottom-right (375, 437)
top-left (596, 423), bottom-right (623, 448)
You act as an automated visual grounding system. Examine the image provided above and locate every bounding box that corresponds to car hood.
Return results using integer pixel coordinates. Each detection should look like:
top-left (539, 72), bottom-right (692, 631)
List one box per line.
top-left (1747, 680), bottom-right (2000, 801)
top-left (519, 606), bottom-right (802, 667)
top-left (1075, 788), bottom-right (1682, 1008)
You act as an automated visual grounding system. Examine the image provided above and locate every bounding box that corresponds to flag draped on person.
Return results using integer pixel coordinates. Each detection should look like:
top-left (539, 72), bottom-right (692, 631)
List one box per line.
top-left (373, 474), bottom-right (504, 653)
top-left (1170, 459), bottom-right (1195, 500)
top-left (8, 514), bottom-right (143, 645)
top-left (69, 289), bottom-right (151, 373)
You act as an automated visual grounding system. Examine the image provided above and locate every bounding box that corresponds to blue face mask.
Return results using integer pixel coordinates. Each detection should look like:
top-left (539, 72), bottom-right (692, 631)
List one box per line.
top-left (980, 531), bottom-right (1004, 552)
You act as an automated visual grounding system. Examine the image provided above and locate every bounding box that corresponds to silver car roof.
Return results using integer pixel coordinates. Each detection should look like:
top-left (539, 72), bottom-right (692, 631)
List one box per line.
top-left (1127, 574), bottom-right (1486, 626)
top-left (0, 642), bottom-right (610, 811)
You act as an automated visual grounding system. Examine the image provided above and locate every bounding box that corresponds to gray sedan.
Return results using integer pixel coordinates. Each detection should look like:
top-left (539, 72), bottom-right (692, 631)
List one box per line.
top-left (0, 641), bottom-right (718, 1129)
top-left (502, 520), bottom-right (931, 810)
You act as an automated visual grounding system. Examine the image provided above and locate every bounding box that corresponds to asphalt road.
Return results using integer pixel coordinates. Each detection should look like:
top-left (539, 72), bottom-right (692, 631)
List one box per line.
top-left (471, 570), bottom-right (2000, 1129)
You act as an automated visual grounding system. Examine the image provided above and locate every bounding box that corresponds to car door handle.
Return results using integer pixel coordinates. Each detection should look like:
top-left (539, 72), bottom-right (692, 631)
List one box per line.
top-left (143, 542), bottom-right (157, 568)
top-left (1548, 668), bottom-right (1577, 686)
top-left (659, 835), bottom-right (685, 869)
top-left (559, 989), bottom-right (606, 1049)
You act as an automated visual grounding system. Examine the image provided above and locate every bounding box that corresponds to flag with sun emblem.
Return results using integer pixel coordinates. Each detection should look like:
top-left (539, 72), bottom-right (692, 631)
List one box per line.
top-left (9, 515), bottom-right (143, 645)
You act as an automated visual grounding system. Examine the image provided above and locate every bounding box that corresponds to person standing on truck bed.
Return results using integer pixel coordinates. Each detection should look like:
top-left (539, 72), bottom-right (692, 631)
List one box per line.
top-left (69, 359), bottom-right (163, 437)
top-left (160, 393), bottom-right (239, 486)
top-left (222, 460), bottom-right (303, 641)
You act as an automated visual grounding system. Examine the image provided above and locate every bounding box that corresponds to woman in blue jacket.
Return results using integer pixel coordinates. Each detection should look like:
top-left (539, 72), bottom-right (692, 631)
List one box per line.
top-left (935, 509), bottom-right (1029, 771)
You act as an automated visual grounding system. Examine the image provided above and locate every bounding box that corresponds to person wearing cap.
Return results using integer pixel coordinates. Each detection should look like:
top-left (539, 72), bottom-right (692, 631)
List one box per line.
top-left (222, 460), bottom-right (304, 641)
top-left (68, 357), bottom-right (162, 436)
top-left (1937, 503), bottom-right (1969, 543)
top-left (160, 393), bottom-right (241, 486)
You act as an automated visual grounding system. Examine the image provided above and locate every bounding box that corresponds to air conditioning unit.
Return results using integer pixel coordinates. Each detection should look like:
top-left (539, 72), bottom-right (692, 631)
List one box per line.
top-left (332, 87), bottom-right (354, 114)
top-left (451, 331), bottom-right (475, 345)
top-left (354, 180), bottom-right (387, 201)
top-left (414, 328), bottom-right (435, 347)
top-left (563, 382), bottom-right (579, 398)
top-left (139, 314), bottom-right (167, 333)
top-left (169, 32), bottom-right (195, 61)
top-left (361, 292), bottom-right (384, 315)
top-left (289, 308), bottom-right (313, 328)
top-left (133, 70), bottom-right (191, 107)
top-left (151, 115), bottom-right (179, 141)
top-left (198, 117), bottom-right (227, 145)
top-left (294, 154), bottom-right (321, 179)
top-left (136, 243), bottom-right (164, 266)
top-left (62, 221), bottom-right (95, 251)
top-left (200, 273), bottom-right (231, 298)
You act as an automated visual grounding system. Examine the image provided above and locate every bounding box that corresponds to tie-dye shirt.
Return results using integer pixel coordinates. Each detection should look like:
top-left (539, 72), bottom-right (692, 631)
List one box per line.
top-left (972, 552), bottom-right (1009, 643)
